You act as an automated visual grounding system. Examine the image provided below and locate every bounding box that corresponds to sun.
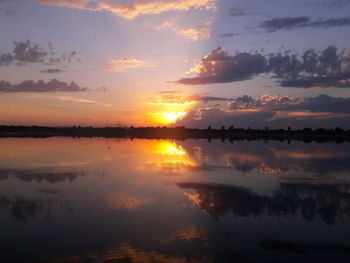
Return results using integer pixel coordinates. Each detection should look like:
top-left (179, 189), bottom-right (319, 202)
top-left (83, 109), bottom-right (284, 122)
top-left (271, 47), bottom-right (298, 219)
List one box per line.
top-left (147, 92), bottom-right (198, 125)
top-left (152, 111), bottom-right (187, 125)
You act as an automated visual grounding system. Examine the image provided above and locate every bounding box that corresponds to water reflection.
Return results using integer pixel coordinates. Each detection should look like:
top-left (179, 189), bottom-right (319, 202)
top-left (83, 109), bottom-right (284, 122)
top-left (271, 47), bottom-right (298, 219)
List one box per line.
top-left (0, 195), bottom-right (73, 221)
top-left (100, 192), bottom-right (153, 210)
top-left (0, 168), bottom-right (84, 183)
top-left (40, 242), bottom-right (210, 263)
top-left (180, 140), bottom-right (350, 177)
top-left (0, 138), bottom-right (350, 262)
top-left (179, 182), bottom-right (350, 224)
top-left (139, 140), bottom-right (201, 174)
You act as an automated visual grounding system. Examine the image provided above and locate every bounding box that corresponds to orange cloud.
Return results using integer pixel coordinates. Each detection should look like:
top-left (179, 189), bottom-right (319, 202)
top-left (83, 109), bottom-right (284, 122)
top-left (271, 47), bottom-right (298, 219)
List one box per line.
top-left (31, 0), bottom-right (217, 19)
top-left (31, 0), bottom-right (90, 9)
top-left (159, 21), bottom-right (212, 40)
top-left (54, 95), bottom-right (113, 107)
top-left (280, 111), bottom-right (348, 119)
top-left (29, 94), bottom-right (113, 107)
top-left (99, 57), bottom-right (154, 72)
top-left (177, 27), bottom-right (211, 40)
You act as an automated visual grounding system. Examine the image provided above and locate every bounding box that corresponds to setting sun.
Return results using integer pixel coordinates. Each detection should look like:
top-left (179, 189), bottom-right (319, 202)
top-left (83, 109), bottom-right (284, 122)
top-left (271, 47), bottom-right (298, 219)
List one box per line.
top-left (152, 111), bottom-right (187, 125)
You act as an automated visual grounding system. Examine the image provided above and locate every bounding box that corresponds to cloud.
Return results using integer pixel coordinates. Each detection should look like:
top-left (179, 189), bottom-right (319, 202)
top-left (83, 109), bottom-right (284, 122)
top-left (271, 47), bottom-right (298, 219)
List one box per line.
top-left (177, 47), bottom-right (267, 85)
top-left (218, 33), bottom-right (235, 38)
top-left (228, 7), bottom-right (247, 17)
top-left (288, 94), bottom-right (350, 114)
top-left (148, 91), bottom-right (350, 128)
top-left (159, 90), bottom-right (181, 94)
top-left (177, 27), bottom-right (211, 40)
top-left (159, 21), bottom-right (211, 40)
top-left (175, 108), bottom-right (276, 129)
top-left (260, 16), bottom-right (350, 32)
top-left (0, 79), bottom-right (88, 92)
top-left (0, 40), bottom-right (79, 68)
top-left (29, 0), bottom-right (217, 19)
top-left (228, 94), bottom-right (299, 110)
top-left (312, 0), bottom-right (350, 8)
top-left (40, 68), bottom-right (63, 74)
top-left (176, 46), bottom-right (350, 88)
top-left (228, 94), bottom-right (350, 114)
top-left (52, 95), bottom-right (112, 107)
top-left (260, 16), bottom-right (310, 32)
top-left (150, 91), bottom-right (232, 106)
top-left (99, 57), bottom-right (154, 72)
top-left (280, 72), bottom-right (350, 88)
top-left (173, 94), bottom-right (350, 129)
top-left (0, 40), bottom-right (46, 66)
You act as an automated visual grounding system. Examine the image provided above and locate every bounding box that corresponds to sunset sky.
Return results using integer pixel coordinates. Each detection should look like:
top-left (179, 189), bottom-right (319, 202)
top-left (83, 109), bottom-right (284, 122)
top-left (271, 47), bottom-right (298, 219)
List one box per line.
top-left (1, 0), bottom-right (350, 128)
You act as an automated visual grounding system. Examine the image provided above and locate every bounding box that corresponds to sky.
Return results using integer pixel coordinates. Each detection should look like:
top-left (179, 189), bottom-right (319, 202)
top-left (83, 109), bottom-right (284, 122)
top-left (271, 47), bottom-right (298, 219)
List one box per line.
top-left (0, 0), bottom-right (350, 128)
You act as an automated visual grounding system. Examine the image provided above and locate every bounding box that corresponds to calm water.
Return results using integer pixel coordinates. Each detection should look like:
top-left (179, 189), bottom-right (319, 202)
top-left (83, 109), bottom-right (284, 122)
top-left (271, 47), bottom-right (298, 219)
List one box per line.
top-left (1, 138), bottom-right (350, 263)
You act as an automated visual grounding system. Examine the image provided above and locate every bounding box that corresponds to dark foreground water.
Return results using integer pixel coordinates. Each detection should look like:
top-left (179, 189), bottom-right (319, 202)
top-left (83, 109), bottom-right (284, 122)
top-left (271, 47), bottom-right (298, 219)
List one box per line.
top-left (1, 138), bottom-right (350, 263)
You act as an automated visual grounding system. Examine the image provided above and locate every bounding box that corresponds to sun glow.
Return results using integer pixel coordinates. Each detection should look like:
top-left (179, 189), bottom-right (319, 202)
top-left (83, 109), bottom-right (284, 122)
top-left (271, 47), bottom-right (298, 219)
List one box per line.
top-left (152, 111), bottom-right (187, 125)
top-left (148, 92), bottom-right (199, 125)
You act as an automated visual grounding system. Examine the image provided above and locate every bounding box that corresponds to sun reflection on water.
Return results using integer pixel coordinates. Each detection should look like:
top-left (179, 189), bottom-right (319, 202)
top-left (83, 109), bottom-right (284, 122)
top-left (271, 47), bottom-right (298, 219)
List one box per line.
top-left (140, 141), bottom-right (199, 174)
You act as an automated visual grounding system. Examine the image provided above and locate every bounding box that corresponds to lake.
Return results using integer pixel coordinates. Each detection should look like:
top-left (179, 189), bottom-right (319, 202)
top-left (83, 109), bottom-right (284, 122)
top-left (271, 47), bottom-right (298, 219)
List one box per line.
top-left (1, 137), bottom-right (350, 263)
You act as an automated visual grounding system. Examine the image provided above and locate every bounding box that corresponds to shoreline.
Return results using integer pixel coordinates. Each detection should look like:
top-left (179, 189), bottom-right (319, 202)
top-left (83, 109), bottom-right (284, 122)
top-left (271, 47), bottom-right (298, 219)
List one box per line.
top-left (1, 126), bottom-right (350, 142)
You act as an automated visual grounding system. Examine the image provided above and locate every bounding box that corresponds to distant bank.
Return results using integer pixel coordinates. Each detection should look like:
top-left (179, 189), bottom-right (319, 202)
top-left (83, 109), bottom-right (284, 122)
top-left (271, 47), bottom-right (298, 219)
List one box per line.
top-left (1, 125), bottom-right (350, 143)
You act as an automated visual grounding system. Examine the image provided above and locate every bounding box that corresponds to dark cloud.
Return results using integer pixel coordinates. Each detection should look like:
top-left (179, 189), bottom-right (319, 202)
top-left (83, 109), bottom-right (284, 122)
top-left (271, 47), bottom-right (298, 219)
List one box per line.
top-left (0, 40), bottom-right (46, 66)
top-left (0, 79), bottom-right (88, 92)
top-left (260, 16), bottom-right (350, 32)
top-left (176, 46), bottom-right (350, 88)
top-left (281, 72), bottom-right (350, 88)
top-left (175, 108), bottom-right (275, 129)
top-left (176, 47), bottom-right (267, 85)
top-left (228, 94), bottom-right (299, 110)
top-left (229, 8), bottom-right (247, 17)
top-left (12, 40), bottom-right (47, 64)
top-left (260, 16), bottom-right (310, 32)
top-left (269, 114), bottom-right (350, 130)
top-left (40, 68), bottom-right (63, 74)
top-left (181, 94), bottom-right (231, 103)
top-left (313, 0), bottom-right (350, 8)
top-left (288, 94), bottom-right (350, 114)
top-left (174, 94), bottom-right (350, 129)
top-left (0, 7), bottom-right (20, 17)
top-left (227, 94), bottom-right (350, 114)
top-left (0, 52), bottom-right (13, 66)
top-left (218, 33), bottom-right (235, 38)
top-left (0, 40), bottom-right (79, 68)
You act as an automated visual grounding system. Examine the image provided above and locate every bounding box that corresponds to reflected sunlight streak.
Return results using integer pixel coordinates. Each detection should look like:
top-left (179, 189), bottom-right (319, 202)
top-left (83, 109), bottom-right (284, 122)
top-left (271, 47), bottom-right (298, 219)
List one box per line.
top-left (139, 141), bottom-right (200, 174)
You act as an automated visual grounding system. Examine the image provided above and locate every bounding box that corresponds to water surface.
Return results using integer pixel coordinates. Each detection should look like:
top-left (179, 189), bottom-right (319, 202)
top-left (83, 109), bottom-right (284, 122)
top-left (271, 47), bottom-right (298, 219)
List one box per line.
top-left (1, 138), bottom-right (350, 262)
